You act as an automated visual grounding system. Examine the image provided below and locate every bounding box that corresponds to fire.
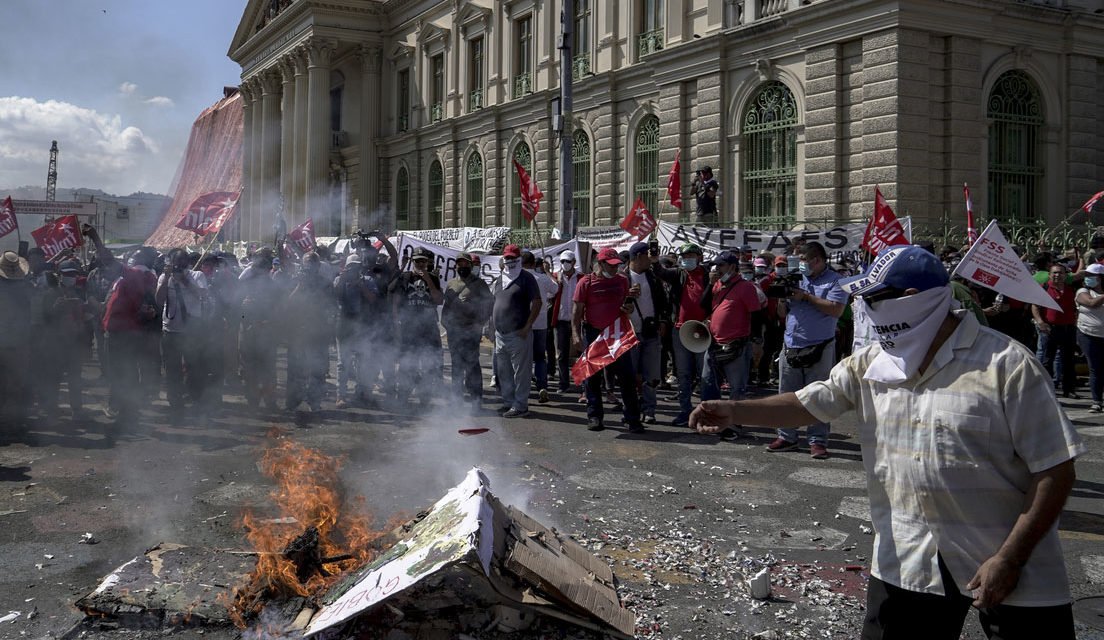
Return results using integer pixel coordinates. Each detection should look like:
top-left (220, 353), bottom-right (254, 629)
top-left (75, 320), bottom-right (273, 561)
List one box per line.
top-left (226, 437), bottom-right (388, 627)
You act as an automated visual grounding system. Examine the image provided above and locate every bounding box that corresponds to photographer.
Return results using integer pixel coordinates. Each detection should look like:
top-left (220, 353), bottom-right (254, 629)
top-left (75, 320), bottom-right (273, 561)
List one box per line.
top-left (691, 166), bottom-right (719, 223)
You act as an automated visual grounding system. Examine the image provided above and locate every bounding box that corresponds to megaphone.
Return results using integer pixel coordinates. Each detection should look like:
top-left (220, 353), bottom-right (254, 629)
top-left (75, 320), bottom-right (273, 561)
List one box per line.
top-left (678, 320), bottom-right (712, 354)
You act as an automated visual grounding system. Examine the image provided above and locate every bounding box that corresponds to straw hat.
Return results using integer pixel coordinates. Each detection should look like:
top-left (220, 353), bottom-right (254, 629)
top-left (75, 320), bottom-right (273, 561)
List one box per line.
top-left (0, 251), bottom-right (29, 280)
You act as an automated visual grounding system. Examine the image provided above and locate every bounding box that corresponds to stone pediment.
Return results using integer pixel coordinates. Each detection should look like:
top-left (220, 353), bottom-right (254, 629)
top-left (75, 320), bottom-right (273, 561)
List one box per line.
top-left (417, 22), bottom-right (451, 49)
top-left (231, 0), bottom-right (295, 54)
top-left (457, 2), bottom-right (492, 30)
top-left (389, 42), bottom-right (415, 61)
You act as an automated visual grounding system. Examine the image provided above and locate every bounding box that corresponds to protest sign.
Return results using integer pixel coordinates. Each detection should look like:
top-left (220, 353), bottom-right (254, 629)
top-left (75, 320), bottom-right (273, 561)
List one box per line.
top-left (396, 234), bottom-right (580, 291)
top-left (576, 227), bottom-right (637, 252)
top-left (31, 215), bottom-right (83, 260)
top-left (400, 226), bottom-right (511, 253)
top-left (952, 220), bottom-right (1059, 311)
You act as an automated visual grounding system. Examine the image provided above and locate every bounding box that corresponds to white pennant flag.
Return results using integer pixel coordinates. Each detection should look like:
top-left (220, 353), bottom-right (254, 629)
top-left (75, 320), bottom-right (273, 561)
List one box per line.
top-left (952, 220), bottom-right (1059, 311)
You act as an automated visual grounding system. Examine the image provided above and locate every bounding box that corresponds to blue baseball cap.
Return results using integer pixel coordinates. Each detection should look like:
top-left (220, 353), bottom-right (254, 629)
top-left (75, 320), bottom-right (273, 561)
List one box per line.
top-left (629, 241), bottom-right (650, 258)
top-left (839, 245), bottom-right (949, 296)
top-left (707, 250), bottom-right (741, 266)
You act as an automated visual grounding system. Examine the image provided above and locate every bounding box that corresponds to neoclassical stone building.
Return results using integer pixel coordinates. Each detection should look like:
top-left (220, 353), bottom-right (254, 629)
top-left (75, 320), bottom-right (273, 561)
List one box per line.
top-left (229, 0), bottom-right (1104, 241)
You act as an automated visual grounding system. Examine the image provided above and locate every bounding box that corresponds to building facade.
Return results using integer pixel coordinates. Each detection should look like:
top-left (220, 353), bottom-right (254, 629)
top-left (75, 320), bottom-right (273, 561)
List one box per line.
top-left (229, 0), bottom-right (1104, 241)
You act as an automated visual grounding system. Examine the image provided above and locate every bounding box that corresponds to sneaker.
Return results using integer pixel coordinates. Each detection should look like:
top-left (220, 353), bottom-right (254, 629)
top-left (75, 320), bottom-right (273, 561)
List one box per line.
top-left (671, 416), bottom-right (690, 427)
top-left (496, 405), bottom-right (511, 414)
top-left (336, 399), bottom-right (349, 409)
top-left (809, 443), bottom-right (829, 459)
top-left (538, 389), bottom-right (550, 404)
top-left (1064, 391), bottom-right (1081, 399)
top-left (665, 375), bottom-right (678, 386)
top-left (766, 437), bottom-right (799, 452)
top-left (644, 415), bottom-right (657, 425)
top-left (587, 418), bottom-right (605, 431)
top-left (1091, 404), bottom-right (1103, 413)
top-left (503, 408), bottom-right (529, 418)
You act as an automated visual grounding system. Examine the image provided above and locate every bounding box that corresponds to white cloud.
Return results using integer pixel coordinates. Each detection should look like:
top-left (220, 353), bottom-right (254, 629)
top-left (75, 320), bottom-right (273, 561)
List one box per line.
top-left (144, 96), bottom-right (174, 108)
top-left (118, 82), bottom-right (138, 95)
top-left (0, 96), bottom-right (163, 194)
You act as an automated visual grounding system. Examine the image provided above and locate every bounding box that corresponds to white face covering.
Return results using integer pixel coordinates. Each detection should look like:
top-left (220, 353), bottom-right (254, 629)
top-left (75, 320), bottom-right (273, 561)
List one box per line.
top-left (862, 285), bottom-right (953, 384)
top-left (502, 258), bottom-right (523, 285)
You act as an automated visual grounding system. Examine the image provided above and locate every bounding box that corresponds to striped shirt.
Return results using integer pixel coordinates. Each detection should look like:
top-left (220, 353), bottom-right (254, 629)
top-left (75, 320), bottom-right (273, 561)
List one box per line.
top-left (796, 310), bottom-right (1086, 606)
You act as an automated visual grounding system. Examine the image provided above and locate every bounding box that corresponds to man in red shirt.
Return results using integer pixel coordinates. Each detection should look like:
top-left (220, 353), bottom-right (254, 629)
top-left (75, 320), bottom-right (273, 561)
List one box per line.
top-left (652, 243), bottom-right (709, 426)
top-left (1032, 263), bottom-right (1079, 398)
top-left (101, 242), bottom-right (160, 423)
top-left (572, 247), bottom-right (642, 432)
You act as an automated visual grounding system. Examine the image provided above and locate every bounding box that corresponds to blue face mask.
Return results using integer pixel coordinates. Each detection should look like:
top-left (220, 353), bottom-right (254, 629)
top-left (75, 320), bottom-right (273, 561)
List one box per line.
top-left (798, 261), bottom-right (810, 276)
top-left (1086, 276), bottom-right (1100, 289)
top-left (679, 257), bottom-right (699, 271)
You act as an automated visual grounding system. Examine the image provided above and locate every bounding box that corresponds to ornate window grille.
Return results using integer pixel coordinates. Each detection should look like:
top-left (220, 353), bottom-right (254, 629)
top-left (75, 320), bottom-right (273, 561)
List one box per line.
top-left (397, 69), bottom-right (410, 132)
top-left (431, 54), bottom-right (444, 122)
top-left (633, 115), bottom-right (661, 219)
top-left (572, 129), bottom-right (592, 227)
top-left (469, 88), bottom-right (483, 111)
top-left (572, 54), bottom-right (591, 82)
top-left (988, 70), bottom-right (1044, 222)
top-left (742, 82), bottom-right (797, 226)
top-left (511, 143), bottom-right (533, 227)
top-left (396, 166), bottom-right (410, 230)
top-left (513, 72), bottom-right (532, 99)
top-left (466, 153), bottom-right (484, 227)
top-left (638, 0), bottom-right (664, 58)
top-left (469, 37), bottom-right (484, 111)
top-left (430, 103), bottom-right (443, 123)
top-left (513, 17), bottom-right (532, 99)
top-left (428, 160), bottom-right (444, 229)
top-left (574, 0), bottom-right (591, 78)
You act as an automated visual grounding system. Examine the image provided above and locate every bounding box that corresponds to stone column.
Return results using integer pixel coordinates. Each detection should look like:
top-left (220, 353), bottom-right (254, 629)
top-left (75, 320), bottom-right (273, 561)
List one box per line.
top-left (358, 45), bottom-right (383, 227)
top-left (249, 78), bottom-right (265, 241)
top-left (260, 70), bottom-right (283, 236)
top-left (306, 39), bottom-right (336, 234)
top-left (278, 57), bottom-right (296, 219)
top-left (239, 82), bottom-right (256, 242)
top-left (292, 49), bottom-right (309, 224)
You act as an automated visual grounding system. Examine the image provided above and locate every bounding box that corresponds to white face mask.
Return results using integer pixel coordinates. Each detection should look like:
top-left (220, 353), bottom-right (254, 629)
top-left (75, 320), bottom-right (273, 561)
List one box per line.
top-left (719, 271), bottom-right (732, 283)
top-left (862, 286), bottom-right (953, 384)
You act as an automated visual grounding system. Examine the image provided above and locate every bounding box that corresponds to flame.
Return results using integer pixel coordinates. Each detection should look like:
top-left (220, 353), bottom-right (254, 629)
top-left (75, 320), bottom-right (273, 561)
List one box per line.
top-left (226, 437), bottom-right (389, 627)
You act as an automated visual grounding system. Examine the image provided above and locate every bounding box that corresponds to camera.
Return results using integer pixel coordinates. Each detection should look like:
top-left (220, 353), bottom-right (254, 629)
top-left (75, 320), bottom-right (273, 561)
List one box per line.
top-left (766, 272), bottom-right (802, 298)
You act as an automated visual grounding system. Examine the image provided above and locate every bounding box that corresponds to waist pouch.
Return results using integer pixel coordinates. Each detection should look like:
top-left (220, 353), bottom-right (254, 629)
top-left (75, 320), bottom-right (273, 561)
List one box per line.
top-left (784, 339), bottom-right (831, 369)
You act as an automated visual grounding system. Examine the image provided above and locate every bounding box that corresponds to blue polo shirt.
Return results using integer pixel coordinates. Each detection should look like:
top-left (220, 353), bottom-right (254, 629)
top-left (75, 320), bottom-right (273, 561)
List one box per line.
top-left (784, 268), bottom-right (848, 348)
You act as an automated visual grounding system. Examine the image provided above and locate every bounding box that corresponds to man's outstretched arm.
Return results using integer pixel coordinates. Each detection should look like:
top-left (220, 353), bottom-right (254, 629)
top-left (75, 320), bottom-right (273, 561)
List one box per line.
top-left (691, 394), bottom-right (819, 434)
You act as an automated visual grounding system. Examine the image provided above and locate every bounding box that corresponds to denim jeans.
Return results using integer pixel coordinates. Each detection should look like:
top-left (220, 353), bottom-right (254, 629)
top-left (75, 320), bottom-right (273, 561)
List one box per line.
top-left (495, 330), bottom-right (533, 411)
top-left (702, 342), bottom-right (752, 403)
top-left (1077, 330), bottom-right (1104, 404)
top-left (630, 334), bottom-right (662, 418)
top-left (777, 341), bottom-right (835, 446)
top-left (1039, 324), bottom-right (1076, 395)
top-left (531, 328), bottom-right (548, 391)
top-left (673, 328), bottom-right (706, 422)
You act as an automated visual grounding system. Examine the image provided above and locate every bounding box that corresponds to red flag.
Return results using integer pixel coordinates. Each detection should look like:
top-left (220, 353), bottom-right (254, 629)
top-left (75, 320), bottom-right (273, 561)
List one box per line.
top-left (861, 186), bottom-right (909, 256)
top-left (1083, 189), bottom-right (1104, 214)
top-left (667, 150), bottom-right (683, 209)
top-left (0, 197), bottom-right (17, 240)
top-left (964, 183), bottom-right (978, 246)
top-left (514, 160), bottom-right (543, 222)
top-left (571, 313), bottom-right (640, 386)
top-left (287, 218), bottom-right (317, 252)
top-left (619, 197), bottom-right (657, 239)
top-left (31, 215), bottom-right (83, 260)
top-left (175, 191), bottom-right (239, 236)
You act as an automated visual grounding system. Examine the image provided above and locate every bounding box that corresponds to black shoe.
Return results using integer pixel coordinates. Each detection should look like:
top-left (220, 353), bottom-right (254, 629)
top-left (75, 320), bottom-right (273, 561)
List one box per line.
top-left (671, 416), bottom-right (689, 427)
top-left (496, 405), bottom-right (511, 414)
top-left (503, 408), bottom-right (529, 418)
top-left (627, 423), bottom-right (646, 434)
top-left (587, 418), bottom-right (605, 431)
top-left (718, 427), bottom-right (742, 441)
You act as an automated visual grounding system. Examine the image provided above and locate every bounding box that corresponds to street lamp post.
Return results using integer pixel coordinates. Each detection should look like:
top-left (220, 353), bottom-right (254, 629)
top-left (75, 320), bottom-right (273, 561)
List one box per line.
top-left (558, 0), bottom-right (575, 240)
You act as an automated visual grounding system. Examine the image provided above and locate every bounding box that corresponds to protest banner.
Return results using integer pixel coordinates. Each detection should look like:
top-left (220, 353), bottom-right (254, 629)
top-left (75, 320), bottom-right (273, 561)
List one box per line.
top-left (399, 226), bottom-right (511, 253)
top-left (31, 215), bottom-right (83, 260)
top-left (396, 234), bottom-right (580, 291)
top-left (175, 191), bottom-right (239, 236)
top-left (576, 226), bottom-right (637, 252)
top-left (952, 219), bottom-right (1059, 311)
top-left (287, 218), bottom-right (317, 252)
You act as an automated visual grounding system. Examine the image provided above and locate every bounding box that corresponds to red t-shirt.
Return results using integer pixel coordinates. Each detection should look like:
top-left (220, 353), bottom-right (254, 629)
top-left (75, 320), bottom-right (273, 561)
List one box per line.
top-left (574, 273), bottom-right (629, 330)
top-left (675, 268), bottom-right (707, 328)
top-left (709, 279), bottom-right (762, 344)
top-left (103, 266), bottom-right (157, 333)
top-left (1043, 283), bottom-right (1077, 325)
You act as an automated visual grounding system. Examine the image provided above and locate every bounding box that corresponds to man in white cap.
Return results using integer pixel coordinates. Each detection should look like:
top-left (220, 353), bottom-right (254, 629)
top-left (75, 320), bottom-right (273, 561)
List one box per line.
top-left (692, 245), bottom-right (1083, 639)
top-left (550, 249), bottom-right (582, 393)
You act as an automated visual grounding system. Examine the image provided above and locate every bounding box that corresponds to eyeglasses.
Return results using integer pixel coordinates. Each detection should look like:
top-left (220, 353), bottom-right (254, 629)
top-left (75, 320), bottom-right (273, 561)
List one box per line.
top-left (560, 260), bottom-right (575, 264)
top-left (861, 287), bottom-right (908, 309)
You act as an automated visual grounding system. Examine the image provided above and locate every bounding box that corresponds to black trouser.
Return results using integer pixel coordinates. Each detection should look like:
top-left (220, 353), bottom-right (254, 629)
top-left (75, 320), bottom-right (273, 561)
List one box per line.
top-left (863, 554), bottom-right (1074, 640)
top-left (106, 331), bottom-right (143, 418)
top-left (583, 324), bottom-right (640, 426)
top-left (554, 320), bottom-right (573, 391)
top-left (448, 328), bottom-right (483, 399)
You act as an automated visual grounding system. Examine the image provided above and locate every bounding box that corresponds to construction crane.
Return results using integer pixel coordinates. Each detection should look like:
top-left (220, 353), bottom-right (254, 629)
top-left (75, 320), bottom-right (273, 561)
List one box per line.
top-left (45, 140), bottom-right (58, 223)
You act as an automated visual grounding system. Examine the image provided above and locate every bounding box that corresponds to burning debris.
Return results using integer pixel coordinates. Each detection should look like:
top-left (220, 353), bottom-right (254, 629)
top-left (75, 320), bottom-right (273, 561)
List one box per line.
top-left (74, 451), bottom-right (636, 639)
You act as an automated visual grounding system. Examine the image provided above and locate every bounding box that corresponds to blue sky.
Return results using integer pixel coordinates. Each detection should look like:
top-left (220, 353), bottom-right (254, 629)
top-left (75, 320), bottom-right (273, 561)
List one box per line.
top-left (0, 0), bottom-right (247, 195)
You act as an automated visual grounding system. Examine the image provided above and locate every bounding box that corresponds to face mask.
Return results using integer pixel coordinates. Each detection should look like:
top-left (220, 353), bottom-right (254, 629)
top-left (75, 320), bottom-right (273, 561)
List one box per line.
top-left (457, 267), bottom-right (472, 278)
top-left (1086, 276), bottom-right (1100, 288)
top-left (503, 259), bottom-right (520, 271)
top-left (799, 261), bottom-right (810, 276)
top-left (741, 273), bottom-right (754, 281)
top-left (62, 276), bottom-right (77, 287)
top-left (775, 266), bottom-right (788, 277)
top-left (719, 271), bottom-right (732, 283)
top-left (862, 286), bottom-right (953, 384)
top-left (679, 257), bottom-right (698, 271)
top-left (755, 268), bottom-right (768, 276)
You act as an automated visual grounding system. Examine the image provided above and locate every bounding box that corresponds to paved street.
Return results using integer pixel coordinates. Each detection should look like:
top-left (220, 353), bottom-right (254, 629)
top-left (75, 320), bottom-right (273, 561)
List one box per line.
top-left (1, 350), bottom-right (1103, 639)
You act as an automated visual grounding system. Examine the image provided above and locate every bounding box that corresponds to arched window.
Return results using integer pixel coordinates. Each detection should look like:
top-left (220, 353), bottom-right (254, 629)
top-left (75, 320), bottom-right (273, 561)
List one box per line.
top-left (428, 159), bottom-right (444, 229)
top-left (742, 81), bottom-right (797, 225)
top-left (511, 142), bottom-right (533, 227)
top-left (572, 129), bottom-right (592, 227)
top-left (988, 70), bottom-right (1043, 222)
top-left (632, 115), bottom-right (660, 219)
top-left (395, 166), bottom-right (410, 229)
top-left (466, 153), bottom-right (484, 227)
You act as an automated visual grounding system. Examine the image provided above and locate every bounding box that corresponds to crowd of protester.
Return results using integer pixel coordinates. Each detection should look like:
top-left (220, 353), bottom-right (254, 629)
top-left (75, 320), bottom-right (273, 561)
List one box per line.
top-left (0, 223), bottom-right (1101, 458)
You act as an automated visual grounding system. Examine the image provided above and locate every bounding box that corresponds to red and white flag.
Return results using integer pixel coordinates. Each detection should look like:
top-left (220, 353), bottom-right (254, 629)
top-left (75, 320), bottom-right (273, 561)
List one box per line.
top-left (175, 191), bottom-right (240, 236)
top-left (1083, 189), bottom-right (1104, 214)
top-left (667, 150), bottom-right (683, 209)
top-left (0, 196), bottom-right (17, 239)
top-left (571, 313), bottom-right (639, 386)
top-left (953, 219), bottom-right (1060, 311)
top-left (964, 183), bottom-right (978, 246)
top-left (31, 215), bottom-right (83, 260)
top-left (861, 186), bottom-right (910, 256)
top-left (287, 218), bottom-right (317, 252)
top-left (619, 197), bottom-right (657, 239)
top-left (514, 160), bottom-right (543, 223)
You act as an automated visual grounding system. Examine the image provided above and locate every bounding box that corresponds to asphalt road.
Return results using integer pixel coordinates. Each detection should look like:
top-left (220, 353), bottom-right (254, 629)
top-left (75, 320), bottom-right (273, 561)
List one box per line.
top-left (1, 350), bottom-right (1103, 640)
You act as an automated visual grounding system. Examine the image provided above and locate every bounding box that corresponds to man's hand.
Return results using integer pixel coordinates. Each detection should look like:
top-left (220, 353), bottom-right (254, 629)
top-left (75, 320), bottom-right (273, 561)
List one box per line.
top-left (572, 332), bottom-right (583, 356)
top-left (966, 555), bottom-right (1022, 609)
top-left (709, 270), bottom-right (721, 285)
top-left (1035, 320), bottom-right (1051, 335)
top-left (619, 301), bottom-right (634, 314)
top-left (518, 325), bottom-right (531, 340)
top-left (789, 289), bottom-right (808, 303)
top-left (690, 400), bottom-right (739, 434)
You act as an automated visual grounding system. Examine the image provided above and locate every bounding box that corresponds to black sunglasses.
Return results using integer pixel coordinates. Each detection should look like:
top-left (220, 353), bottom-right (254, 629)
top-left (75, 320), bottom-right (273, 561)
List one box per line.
top-left (862, 287), bottom-right (908, 308)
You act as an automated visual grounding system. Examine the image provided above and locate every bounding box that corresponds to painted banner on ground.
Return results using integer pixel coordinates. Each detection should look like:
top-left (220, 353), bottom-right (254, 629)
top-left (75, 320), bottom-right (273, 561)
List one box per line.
top-left (952, 219), bottom-right (1060, 311)
top-left (396, 233), bottom-right (580, 291)
top-left (655, 219), bottom-right (911, 264)
top-left (400, 226), bottom-right (511, 253)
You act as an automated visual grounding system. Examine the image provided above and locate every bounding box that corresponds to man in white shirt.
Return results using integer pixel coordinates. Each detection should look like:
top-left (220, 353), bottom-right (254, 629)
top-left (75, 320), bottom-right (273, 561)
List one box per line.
top-left (523, 251), bottom-right (560, 403)
top-left (691, 245), bottom-right (1083, 639)
top-left (551, 250), bottom-right (583, 393)
top-left (626, 242), bottom-right (668, 424)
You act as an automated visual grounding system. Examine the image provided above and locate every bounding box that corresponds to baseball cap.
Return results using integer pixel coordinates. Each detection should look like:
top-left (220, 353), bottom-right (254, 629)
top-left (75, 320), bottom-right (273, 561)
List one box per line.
top-left (412, 247), bottom-right (435, 261)
top-left (502, 244), bottom-right (521, 259)
top-left (707, 250), bottom-right (740, 266)
top-left (753, 258), bottom-right (768, 268)
top-left (58, 259), bottom-right (82, 273)
top-left (774, 255), bottom-right (788, 266)
top-left (678, 243), bottom-right (703, 256)
top-left (558, 249), bottom-right (576, 262)
top-left (596, 247), bottom-right (622, 265)
top-left (455, 253), bottom-right (473, 264)
top-left (629, 242), bottom-right (650, 258)
top-left (839, 245), bottom-right (950, 296)
top-left (1087, 263), bottom-right (1104, 275)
